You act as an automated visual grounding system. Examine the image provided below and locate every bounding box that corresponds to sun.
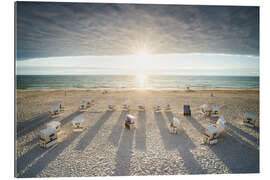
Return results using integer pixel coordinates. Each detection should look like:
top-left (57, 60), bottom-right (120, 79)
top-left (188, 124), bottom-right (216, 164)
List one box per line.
top-left (136, 49), bottom-right (149, 56)
top-left (134, 49), bottom-right (152, 70)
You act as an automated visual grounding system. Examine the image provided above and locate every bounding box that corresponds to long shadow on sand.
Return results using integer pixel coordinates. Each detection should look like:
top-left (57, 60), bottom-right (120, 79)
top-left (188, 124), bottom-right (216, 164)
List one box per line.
top-left (60, 111), bottom-right (84, 126)
top-left (20, 111), bottom-right (83, 147)
top-left (17, 113), bottom-right (50, 138)
top-left (108, 111), bottom-right (127, 147)
top-left (113, 128), bottom-right (135, 176)
top-left (155, 112), bottom-right (206, 174)
top-left (17, 111), bottom-right (83, 139)
top-left (16, 111), bottom-right (83, 175)
top-left (17, 113), bottom-right (47, 132)
top-left (75, 111), bottom-right (113, 151)
top-left (18, 132), bottom-right (81, 178)
top-left (226, 122), bottom-right (259, 146)
top-left (135, 111), bottom-right (147, 151)
top-left (184, 116), bottom-right (259, 173)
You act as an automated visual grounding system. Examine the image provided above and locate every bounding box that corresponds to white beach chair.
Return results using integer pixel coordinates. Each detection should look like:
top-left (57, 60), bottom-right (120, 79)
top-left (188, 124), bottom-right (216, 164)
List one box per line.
top-left (169, 117), bottom-right (181, 134)
top-left (39, 127), bottom-right (58, 148)
top-left (46, 121), bottom-right (61, 132)
top-left (125, 114), bottom-right (136, 129)
top-left (49, 106), bottom-right (60, 117)
top-left (211, 105), bottom-right (220, 117)
top-left (56, 101), bottom-right (65, 111)
top-left (164, 102), bottom-right (171, 111)
top-left (153, 102), bottom-right (161, 112)
top-left (138, 102), bottom-right (145, 111)
top-left (80, 100), bottom-right (87, 111)
top-left (122, 101), bottom-right (129, 111)
top-left (72, 116), bottom-right (85, 132)
top-left (108, 101), bottom-right (116, 111)
top-left (85, 98), bottom-right (93, 108)
top-left (186, 86), bottom-right (191, 92)
top-left (243, 112), bottom-right (256, 128)
top-left (201, 104), bottom-right (212, 116)
top-left (203, 116), bottom-right (226, 144)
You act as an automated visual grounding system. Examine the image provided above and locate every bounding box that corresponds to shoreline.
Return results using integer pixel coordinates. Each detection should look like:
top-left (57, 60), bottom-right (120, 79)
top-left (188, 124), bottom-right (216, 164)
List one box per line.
top-left (16, 88), bottom-right (259, 92)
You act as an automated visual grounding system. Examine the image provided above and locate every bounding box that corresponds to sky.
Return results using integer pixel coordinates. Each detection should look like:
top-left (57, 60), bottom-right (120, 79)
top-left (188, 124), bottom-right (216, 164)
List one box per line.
top-left (16, 2), bottom-right (259, 76)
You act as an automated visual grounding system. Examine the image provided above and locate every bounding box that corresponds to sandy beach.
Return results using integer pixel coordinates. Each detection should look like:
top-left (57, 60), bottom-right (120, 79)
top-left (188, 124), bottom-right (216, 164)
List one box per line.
top-left (15, 89), bottom-right (259, 177)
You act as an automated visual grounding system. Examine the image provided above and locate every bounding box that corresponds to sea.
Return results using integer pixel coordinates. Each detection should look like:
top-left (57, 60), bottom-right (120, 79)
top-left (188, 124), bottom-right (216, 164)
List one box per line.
top-left (16, 75), bottom-right (259, 90)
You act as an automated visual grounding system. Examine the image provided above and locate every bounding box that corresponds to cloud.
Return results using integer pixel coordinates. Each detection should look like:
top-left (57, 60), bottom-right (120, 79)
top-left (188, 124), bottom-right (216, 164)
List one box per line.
top-left (16, 2), bottom-right (259, 60)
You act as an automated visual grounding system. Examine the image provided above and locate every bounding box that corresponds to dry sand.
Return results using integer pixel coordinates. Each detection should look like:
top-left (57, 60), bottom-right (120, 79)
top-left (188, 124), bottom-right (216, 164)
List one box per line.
top-left (15, 89), bottom-right (259, 177)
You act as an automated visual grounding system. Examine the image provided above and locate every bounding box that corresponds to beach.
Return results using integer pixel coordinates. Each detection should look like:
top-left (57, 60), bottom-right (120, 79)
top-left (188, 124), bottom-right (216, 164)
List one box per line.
top-left (15, 89), bottom-right (259, 177)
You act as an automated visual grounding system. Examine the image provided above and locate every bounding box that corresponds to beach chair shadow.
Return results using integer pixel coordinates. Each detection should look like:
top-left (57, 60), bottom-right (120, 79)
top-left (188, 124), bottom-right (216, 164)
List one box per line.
top-left (135, 111), bottom-right (147, 151)
top-left (155, 112), bottom-right (206, 174)
top-left (18, 132), bottom-right (81, 178)
top-left (184, 116), bottom-right (205, 135)
top-left (210, 129), bottom-right (259, 173)
top-left (113, 128), bottom-right (135, 176)
top-left (20, 111), bottom-right (84, 147)
top-left (24, 137), bottom-right (39, 147)
top-left (60, 111), bottom-right (84, 126)
top-left (17, 113), bottom-right (47, 132)
top-left (185, 116), bottom-right (259, 173)
top-left (17, 113), bottom-right (50, 138)
top-left (16, 111), bottom-right (84, 175)
top-left (16, 144), bottom-right (45, 175)
top-left (108, 111), bottom-right (128, 147)
top-left (75, 111), bottom-right (113, 151)
top-left (226, 122), bottom-right (259, 146)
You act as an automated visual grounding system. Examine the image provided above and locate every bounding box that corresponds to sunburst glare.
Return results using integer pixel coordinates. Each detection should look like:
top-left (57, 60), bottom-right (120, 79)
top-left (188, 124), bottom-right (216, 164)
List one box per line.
top-left (136, 73), bottom-right (147, 88)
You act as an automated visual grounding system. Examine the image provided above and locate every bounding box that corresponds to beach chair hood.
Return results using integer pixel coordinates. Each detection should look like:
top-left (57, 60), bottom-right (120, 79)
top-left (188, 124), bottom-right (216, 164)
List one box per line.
top-left (216, 116), bottom-right (226, 130)
top-left (57, 101), bottom-right (64, 105)
top-left (40, 127), bottom-right (56, 136)
top-left (126, 114), bottom-right (135, 120)
top-left (72, 116), bottom-right (85, 123)
top-left (245, 112), bottom-right (256, 120)
top-left (50, 106), bottom-right (59, 111)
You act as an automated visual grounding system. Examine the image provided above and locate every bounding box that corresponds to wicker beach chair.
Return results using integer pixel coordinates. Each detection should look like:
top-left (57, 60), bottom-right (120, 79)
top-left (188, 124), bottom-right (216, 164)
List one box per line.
top-left (72, 116), bottom-right (85, 131)
top-left (39, 127), bottom-right (58, 148)
top-left (49, 105), bottom-right (60, 117)
top-left (138, 102), bottom-right (145, 111)
top-left (211, 105), bottom-right (220, 117)
top-left (243, 112), bottom-right (256, 128)
top-left (56, 101), bottom-right (65, 111)
top-left (154, 102), bottom-right (161, 112)
top-left (169, 117), bottom-right (181, 134)
top-left (125, 114), bottom-right (136, 129)
top-left (122, 101), bottom-right (129, 111)
top-left (183, 105), bottom-right (191, 116)
top-left (79, 100), bottom-right (87, 111)
top-left (201, 104), bottom-right (211, 116)
top-left (108, 101), bottom-right (116, 111)
top-left (203, 116), bottom-right (226, 144)
top-left (164, 102), bottom-right (171, 111)
top-left (85, 98), bottom-right (93, 108)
